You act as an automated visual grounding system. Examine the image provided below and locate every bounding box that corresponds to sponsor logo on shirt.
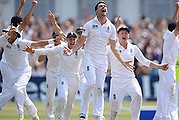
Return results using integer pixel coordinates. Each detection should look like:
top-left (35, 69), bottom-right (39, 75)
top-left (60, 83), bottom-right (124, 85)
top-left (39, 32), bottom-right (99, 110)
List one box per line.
top-left (92, 25), bottom-right (98, 29)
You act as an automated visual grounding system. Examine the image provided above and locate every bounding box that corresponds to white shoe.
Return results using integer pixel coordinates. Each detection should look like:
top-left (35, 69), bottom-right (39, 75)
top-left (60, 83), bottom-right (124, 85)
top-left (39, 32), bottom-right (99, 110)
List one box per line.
top-left (32, 116), bottom-right (40, 120)
top-left (94, 115), bottom-right (105, 120)
top-left (79, 113), bottom-right (86, 120)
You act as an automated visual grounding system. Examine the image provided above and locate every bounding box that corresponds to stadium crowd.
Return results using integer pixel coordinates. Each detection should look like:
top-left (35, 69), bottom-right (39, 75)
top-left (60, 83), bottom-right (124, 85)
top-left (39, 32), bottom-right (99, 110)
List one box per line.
top-left (0, 13), bottom-right (169, 78)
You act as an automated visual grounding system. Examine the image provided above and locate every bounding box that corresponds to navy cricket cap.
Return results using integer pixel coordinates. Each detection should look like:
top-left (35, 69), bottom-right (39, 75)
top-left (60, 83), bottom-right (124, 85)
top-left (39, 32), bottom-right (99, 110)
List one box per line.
top-left (11, 16), bottom-right (23, 27)
top-left (117, 26), bottom-right (130, 34)
top-left (168, 22), bottom-right (176, 32)
top-left (2, 25), bottom-right (21, 38)
top-left (67, 32), bottom-right (77, 38)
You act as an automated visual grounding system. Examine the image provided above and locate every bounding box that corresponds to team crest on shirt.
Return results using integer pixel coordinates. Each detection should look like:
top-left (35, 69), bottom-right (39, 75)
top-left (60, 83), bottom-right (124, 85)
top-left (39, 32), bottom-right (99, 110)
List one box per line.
top-left (92, 25), bottom-right (98, 29)
top-left (105, 26), bottom-right (110, 33)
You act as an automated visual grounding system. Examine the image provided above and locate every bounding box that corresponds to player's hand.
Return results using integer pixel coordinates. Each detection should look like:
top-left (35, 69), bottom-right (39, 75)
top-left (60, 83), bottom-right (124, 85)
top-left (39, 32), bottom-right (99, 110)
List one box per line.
top-left (20, 0), bottom-right (26, 6)
top-left (175, 2), bottom-right (179, 9)
top-left (115, 16), bottom-right (122, 29)
top-left (63, 46), bottom-right (73, 56)
top-left (122, 60), bottom-right (134, 72)
top-left (158, 63), bottom-right (169, 71)
top-left (54, 34), bottom-right (66, 46)
top-left (48, 10), bottom-right (56, 22)
top-left (23, 45), bottom-right (33, 53)
top-left (32, 0), bottom-right (38, 6)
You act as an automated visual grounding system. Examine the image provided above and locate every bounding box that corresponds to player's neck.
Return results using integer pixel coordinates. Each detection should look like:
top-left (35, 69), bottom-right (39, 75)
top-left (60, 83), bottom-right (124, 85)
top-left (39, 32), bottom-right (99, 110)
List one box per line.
top-left (119, 40), bottom-right (127, 49)
top-left (97, 16), bottom-right (107, 25)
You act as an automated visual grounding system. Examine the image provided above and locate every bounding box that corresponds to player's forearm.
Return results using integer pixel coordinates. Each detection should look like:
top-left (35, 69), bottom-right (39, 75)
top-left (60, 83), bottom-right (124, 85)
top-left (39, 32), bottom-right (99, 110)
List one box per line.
top-left (51, 21), bottom-right (64, 35)
top-left (15, 5), bottom-right (25, 16)
top-left (149, 61), bottom-right (160, 69)
top-left (19, 1), bottom-right (37, 31)
top-left (172, 5), bottom-right (179, 22)
top-left (71, 37), bottom-right (85, 55)
top-left (0, 33), bottom-right (10, 41)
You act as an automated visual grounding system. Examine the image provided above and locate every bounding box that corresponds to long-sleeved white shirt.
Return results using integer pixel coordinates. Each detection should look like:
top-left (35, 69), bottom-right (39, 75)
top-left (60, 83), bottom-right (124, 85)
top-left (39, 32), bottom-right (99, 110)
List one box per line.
top-left (34, 44), bottom-right (83, 76)
top-left (109, 41), bottom-right (151, 79)
top-left (0, 36), bottom-right (32, 70)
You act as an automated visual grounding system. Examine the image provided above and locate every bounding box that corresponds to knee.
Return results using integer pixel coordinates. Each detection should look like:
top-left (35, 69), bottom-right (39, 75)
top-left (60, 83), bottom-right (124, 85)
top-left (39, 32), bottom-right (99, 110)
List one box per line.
top-left (57, 98), bottom-right (67, 108)
top-left (25, 104), bottom-right (38, 118)
top-left (94, 87), bottom-right (103, 96)
top-left (133, 94), bottom-right (142, 103)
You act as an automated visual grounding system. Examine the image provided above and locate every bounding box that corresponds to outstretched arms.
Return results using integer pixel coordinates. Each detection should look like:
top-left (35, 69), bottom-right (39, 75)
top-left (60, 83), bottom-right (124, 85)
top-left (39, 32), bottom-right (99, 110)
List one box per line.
top-left (15, 0), bottom-right (26, 16)
top-left (18, 0), bottom-right (38, 32)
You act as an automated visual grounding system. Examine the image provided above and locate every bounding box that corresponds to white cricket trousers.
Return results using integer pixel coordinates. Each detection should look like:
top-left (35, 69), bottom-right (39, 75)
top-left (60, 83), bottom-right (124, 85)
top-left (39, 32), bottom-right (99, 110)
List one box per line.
top-left (80, 52), bottom-right (108, 118)
top-left (55, 74), bottom-right (79, 120)
top-left (154, 66), bottom-right (177, 120)
top-left (0, 62), bottom-right (38, 118)
top-left (170, 82), bottom-right (179, 120)
top-left (110, 77), bottom-right (142, 120)
top-left (46, 70), bottom-right (58, 120)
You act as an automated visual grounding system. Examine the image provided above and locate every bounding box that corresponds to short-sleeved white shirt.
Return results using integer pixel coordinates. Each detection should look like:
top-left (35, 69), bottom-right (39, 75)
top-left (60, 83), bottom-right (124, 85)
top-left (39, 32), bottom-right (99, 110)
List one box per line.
top-left (34, 44), bottom-right (83, 76)
top-left (109, 41), bottom-right (151, 79)
top-left (0, 37), bottom-right (32, 69)
top-left (82, 16), bottom-right (116, 55)
top-left (162, 30), bottom-right (179, 65)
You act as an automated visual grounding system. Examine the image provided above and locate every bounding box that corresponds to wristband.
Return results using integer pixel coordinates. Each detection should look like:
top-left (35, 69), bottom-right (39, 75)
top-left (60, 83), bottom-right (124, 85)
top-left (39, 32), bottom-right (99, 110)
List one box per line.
top-left (48, 39), bottom-right (56, 44)
top-left (32, 49), bottom-right (35, 53)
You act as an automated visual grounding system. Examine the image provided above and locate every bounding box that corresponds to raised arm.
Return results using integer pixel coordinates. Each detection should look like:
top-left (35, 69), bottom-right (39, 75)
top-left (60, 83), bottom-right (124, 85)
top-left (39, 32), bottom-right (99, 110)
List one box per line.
top-left (115, 16), bottom-right (122, 30)
top-left (31, 35), bottom-right (63, 48)
top-left (172, 2), bottom-right (179, 22)
top-left (18, 0), bottom-right (38, 32)
top-left (15, 0), bottom-right (26, 16)
top-left (48, 10), bottom-right (64, 36)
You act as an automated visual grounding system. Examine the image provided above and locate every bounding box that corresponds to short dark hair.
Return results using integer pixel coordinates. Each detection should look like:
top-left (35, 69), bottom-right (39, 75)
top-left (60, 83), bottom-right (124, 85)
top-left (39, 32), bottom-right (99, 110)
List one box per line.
top-left (117, 26), bottom-right (130, 34)
top-left (11, 16), bottom-right (23, 27)
top-left (67, 32), bottom-right (77, 38)
top-left (168, 22), bottom-right (176, 32)
top-left (95, 1), bottom-right (106, 11)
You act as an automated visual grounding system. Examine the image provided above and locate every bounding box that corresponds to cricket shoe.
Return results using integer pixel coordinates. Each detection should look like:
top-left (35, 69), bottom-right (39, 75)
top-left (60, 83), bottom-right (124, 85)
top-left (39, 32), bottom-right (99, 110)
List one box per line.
top-left (32, 116), bottom-right (40, 120)
top-left (79, 113), bottom-right (86, 120)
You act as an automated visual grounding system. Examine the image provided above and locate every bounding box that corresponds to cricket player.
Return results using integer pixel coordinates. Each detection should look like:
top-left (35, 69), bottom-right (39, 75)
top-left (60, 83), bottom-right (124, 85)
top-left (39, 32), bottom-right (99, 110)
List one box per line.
top-left (23, 32), bottom-right (83, 120)
top-left (154, 2), bottom-right (179, 120)
top-left (109, 21), bottom-right (168, 120)
top-left (0, 0), bottom-right (40, 120)
top-left (64, 1), bottom-right (133, 120)
top-left (37, 11), bottom-right (66, 120)
top-left (38, 33), bottom-right (66, 120)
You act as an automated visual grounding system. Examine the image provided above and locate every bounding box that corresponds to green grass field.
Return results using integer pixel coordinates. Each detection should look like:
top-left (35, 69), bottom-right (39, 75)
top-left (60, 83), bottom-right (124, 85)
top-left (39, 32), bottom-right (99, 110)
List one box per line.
top-left (0, 101), bottom-right (156, 120)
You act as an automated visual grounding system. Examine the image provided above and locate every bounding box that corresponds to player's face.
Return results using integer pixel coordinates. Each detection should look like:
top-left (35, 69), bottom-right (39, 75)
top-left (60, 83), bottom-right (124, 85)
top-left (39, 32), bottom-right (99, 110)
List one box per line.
top-left (8, 33), bottom-right (18, 44)
top-left (117, 30), bottom-right (130, 41)
top-left (96, 3), bottom-right (108, 16)
top-left (67, 37), bottom-right (77, 49)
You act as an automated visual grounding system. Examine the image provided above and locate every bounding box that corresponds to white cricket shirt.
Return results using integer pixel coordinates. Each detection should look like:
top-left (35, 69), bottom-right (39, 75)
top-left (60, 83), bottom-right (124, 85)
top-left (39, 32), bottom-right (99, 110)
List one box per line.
top-left (34, 44), bottom-right (83, 76)
top-left (162, 30), bottom-right (179, 65)
top-left (45, 42), bottom-right (66, 72)
top-left (109, 41), bottom-right (151, 79)
top-left (0, 37), bottom-right (32, 69)
top-left (82, 16), bottom-right (116, 55)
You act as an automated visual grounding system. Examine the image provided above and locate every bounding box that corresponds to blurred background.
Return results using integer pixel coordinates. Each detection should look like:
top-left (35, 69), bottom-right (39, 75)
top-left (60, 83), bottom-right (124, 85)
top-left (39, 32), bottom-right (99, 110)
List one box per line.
top-left (0, 0), bottom-right (178, 102)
